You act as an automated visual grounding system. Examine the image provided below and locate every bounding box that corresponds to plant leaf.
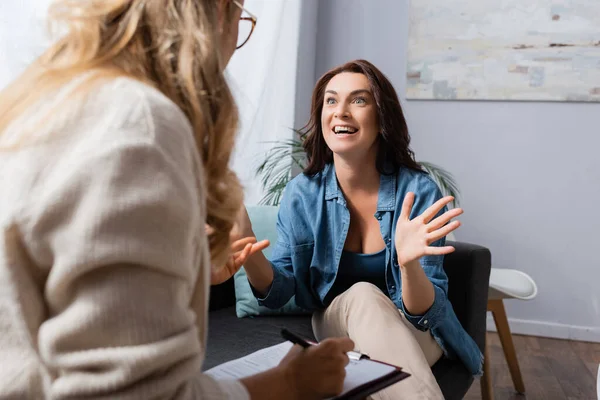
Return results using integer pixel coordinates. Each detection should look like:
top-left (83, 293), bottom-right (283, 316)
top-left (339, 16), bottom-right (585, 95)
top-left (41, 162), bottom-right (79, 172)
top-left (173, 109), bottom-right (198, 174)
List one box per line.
top-left (418, 161), bottom-right (461, 207)
top-left (256, 135), bottom-right (306, 206)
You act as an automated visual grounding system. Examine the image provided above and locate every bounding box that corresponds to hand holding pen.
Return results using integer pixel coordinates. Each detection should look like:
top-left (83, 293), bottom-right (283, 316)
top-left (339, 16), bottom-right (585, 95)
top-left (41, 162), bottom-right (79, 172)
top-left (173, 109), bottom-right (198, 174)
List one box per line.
top-left (277, 329), bottom-right (355, 400)
top-left (281, 328), bottom-right (370, 361)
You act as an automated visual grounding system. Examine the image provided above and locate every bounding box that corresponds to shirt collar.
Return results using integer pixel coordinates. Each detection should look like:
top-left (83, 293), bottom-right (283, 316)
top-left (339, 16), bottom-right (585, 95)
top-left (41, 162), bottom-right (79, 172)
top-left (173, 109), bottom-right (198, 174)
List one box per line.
top-left (324, 162), bottom-right (397, 211)
top-left (377, 172), bottom-right (396, 211)
top-left (324, 163), bottom-right (338, 201)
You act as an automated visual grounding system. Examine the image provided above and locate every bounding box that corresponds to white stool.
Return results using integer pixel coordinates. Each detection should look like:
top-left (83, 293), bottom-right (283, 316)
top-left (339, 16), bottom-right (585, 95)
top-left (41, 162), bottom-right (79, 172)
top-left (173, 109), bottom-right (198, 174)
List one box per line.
top-left (481, 268), bottom-right (538, 400)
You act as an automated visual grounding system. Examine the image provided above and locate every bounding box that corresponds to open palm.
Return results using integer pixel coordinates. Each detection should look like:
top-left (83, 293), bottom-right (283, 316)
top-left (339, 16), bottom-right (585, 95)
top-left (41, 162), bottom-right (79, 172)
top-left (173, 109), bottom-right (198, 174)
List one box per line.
top-left (210, 236), bottom-right (270, 286)
top-left (394, 192), bottom-right (463, 267)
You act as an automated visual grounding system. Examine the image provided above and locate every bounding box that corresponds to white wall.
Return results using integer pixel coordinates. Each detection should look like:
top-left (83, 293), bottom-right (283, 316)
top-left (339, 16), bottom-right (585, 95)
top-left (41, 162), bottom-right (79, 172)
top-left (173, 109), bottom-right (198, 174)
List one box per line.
top-left (227, 0), bottom-right (303, 205)
top-left (294, 0), bottom-right (319, 134)
top-left (302, 0), bottom-right (600, 342)
top-left (0, 1), bottom-right (51, 89)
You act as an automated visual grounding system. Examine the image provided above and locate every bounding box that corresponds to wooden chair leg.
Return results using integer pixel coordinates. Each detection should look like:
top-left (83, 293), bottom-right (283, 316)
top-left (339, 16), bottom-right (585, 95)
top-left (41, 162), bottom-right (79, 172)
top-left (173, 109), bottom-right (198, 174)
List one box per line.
top-left (480, 333), bottom-right (494, 400)
top-left (488, 299), bottom-right (526, 394)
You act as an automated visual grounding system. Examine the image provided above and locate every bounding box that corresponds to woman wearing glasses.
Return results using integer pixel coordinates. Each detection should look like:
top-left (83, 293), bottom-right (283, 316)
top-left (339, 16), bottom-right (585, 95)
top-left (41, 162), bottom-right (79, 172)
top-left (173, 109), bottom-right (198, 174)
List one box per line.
top-left (241, 60), bottom-right (483, 399)
top-left (0, 1), bottom-right (353, 399)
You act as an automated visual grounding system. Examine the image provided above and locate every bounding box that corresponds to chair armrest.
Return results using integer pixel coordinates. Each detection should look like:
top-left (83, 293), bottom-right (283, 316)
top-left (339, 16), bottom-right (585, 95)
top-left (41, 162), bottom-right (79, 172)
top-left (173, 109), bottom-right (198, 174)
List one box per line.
top-left (443, 241), bottom-right (491, 353)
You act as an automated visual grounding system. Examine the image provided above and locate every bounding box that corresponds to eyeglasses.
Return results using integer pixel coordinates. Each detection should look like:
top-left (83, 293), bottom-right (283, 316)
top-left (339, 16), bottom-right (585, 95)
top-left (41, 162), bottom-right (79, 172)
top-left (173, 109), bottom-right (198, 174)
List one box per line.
top-left (232, 0), bottom-right (257, 49)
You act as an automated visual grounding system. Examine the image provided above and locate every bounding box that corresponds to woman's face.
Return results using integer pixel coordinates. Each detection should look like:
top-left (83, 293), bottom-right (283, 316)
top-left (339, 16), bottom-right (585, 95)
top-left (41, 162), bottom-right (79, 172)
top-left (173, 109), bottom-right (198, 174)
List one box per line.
top-left (219, 0), bottom-right (244, 67)
top-left (321, 72), bottom-right (380, 160)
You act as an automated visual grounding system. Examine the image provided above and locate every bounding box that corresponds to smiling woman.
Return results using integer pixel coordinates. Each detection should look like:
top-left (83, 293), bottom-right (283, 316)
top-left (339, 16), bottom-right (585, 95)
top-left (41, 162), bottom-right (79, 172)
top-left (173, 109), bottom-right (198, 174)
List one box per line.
top-left (321, 74), bottom-right (380, 161)
top-left (302, 59), bottom-right (422, 176)
top-left (239, 59), bottom-right (481, 400)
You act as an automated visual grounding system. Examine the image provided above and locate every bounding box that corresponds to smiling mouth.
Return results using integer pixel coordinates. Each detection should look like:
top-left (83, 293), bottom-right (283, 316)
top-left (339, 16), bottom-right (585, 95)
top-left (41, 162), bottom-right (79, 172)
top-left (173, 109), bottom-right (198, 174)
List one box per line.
top-left (333, 126), bottom-right (358, 134)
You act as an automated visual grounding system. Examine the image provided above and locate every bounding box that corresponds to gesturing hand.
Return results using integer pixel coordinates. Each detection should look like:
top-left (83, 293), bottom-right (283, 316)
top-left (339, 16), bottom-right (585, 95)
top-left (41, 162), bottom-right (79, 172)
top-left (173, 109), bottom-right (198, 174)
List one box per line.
top-left (208, 223), bottom-right (270, 285)
top-left (394, 192), bottom-right (463, 267)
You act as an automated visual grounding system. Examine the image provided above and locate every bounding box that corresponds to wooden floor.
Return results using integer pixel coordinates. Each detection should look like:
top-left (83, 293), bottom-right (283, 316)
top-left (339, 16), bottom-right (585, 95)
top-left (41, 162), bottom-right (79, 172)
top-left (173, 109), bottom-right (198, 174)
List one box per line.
top-left (464, 332), bottom-right (599, 400)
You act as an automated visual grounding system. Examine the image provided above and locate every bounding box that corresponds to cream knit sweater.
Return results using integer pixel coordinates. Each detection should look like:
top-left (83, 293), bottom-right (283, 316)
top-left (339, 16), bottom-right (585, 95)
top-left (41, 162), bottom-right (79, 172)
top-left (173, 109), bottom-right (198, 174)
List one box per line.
top-left (0, 77), bottom-right (250, 399)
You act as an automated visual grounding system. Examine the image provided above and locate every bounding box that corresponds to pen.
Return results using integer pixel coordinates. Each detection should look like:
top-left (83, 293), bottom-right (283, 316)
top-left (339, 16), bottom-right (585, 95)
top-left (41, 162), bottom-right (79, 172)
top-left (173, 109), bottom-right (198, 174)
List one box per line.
top-left (280, 328), bottom-right (370, 360)
top-left (281, 328), bottom-right (313, 348)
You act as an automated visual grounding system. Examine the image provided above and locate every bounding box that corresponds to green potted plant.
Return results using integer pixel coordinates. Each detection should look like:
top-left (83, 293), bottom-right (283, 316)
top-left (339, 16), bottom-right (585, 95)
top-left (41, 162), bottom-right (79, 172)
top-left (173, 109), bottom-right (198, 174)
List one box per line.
top-left (256, 131), bottom-right (461, 208)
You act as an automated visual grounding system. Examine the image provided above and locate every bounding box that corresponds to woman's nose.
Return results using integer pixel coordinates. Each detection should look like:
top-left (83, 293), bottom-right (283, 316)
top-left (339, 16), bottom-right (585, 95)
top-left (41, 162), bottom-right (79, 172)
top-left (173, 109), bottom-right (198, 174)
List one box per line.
top-left (334, 107), bottom-right (350, 119)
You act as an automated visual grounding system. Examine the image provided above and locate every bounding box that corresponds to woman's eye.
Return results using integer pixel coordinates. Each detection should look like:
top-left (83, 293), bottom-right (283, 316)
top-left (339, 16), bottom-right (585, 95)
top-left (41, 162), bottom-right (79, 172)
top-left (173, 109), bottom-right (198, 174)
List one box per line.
top-left (353, 97), bottom-right (366, 104)
top-left (325, 97), bottom-right (336, 105)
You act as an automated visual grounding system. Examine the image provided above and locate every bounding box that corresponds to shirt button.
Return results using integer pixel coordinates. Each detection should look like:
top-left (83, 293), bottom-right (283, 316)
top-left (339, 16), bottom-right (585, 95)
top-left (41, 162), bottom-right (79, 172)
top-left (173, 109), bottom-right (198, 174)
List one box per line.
top-left (423, 320), bottom-right (429, 325)
top-left (376, 215), bottom-right (382, 220)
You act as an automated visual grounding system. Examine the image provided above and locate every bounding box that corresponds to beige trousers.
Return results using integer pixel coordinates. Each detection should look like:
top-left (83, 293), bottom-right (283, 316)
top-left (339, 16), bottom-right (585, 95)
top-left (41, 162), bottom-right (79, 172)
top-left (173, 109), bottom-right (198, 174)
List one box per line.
top-left (312, 282), bottom-right (444, 400)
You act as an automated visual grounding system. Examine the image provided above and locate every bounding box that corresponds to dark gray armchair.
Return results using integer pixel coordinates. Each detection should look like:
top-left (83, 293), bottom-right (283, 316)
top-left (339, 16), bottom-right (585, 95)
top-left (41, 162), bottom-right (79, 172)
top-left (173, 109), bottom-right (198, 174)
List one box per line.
top-left (205, 240), bottom-right (491, 400)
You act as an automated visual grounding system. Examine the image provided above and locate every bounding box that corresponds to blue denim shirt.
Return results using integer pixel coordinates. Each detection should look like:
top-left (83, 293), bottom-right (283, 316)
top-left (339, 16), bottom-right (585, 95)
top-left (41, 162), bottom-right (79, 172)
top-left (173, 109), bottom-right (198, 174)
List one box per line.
top-left (257, 163), bottom-right (483, 376)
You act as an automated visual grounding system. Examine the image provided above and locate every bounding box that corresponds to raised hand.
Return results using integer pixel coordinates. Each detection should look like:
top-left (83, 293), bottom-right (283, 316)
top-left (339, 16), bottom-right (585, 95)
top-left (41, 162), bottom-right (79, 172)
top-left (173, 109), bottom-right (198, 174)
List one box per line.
top-left (209, 223), bottom-right (270, 285)
top-left (394, 192), bottom-right (463, 267)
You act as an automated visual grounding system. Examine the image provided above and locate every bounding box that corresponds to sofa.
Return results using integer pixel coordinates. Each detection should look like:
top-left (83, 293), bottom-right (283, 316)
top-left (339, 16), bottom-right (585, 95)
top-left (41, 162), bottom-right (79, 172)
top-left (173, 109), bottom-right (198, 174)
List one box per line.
top-left (204, 208), bottom-right (491, 400)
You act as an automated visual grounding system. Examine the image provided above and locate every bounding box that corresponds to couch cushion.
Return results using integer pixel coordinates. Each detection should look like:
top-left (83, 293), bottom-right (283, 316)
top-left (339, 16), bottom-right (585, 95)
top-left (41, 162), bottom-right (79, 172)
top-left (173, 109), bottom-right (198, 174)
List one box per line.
top-left (235, 268), bottom-right (309, 318)
top-left (203, 306), bottom-right (314, 370)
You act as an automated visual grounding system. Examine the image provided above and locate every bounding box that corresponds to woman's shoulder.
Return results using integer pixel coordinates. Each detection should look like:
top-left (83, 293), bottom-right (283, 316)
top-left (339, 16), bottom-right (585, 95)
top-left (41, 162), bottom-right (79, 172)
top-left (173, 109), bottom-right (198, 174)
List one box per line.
top-left (55, 76), bottom-right (199, 168)
top-left (92, 77), bottom-right (193, 140)
top-left (278, 168), bottom-right (327, 215)
top-left (19, 76), bottom-right (201, 203)
top-left (286, 168), bottom-right (326, 193)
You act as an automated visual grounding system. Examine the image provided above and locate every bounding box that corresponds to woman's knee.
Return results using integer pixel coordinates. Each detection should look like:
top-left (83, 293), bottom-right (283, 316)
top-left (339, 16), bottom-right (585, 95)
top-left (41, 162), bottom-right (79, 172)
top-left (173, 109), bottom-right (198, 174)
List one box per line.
top-left (341, 282), bottom-right (392, 308)
top-left (345, 282), bottom-right (383, 297)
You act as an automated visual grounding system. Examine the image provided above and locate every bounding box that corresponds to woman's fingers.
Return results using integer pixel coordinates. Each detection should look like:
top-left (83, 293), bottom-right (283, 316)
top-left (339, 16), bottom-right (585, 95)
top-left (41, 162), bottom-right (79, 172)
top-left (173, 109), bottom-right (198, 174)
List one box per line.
top-left (420, 196), bottom-right (455, 223)
top-left (232, 239), bottom-right (269, 258)
top-left (231, 236), bottom-right (257, 252)
top-left (427, 220), bottom-right (461, 243)
top-left (249, 239), bottom-right (270, 255)
top-left (239, 243), bottom-right (253, 262)
top-left (427, 207), bottom-right (463, 231)
top-left (212, 239), bottom-right (265, 285)
top-left (399, 192), bottom-right (415, 220)
top-left (232, 243), bottom-right (254, 268)
top-left (217, 234), bottom-right (270, 278)
top-left (425, 245), bottom-right (456, 256)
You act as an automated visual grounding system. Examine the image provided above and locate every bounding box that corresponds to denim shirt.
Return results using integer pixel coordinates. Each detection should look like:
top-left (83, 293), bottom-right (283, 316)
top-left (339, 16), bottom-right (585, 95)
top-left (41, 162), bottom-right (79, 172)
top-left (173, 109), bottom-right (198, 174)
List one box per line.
top-left (257, 163), bottom-right (483, 376)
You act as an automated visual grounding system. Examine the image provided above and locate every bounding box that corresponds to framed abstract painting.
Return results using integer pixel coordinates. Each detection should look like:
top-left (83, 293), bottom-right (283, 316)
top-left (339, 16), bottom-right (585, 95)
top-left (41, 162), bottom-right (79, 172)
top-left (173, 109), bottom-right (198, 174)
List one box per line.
top-left (406, 0), bottom-right (600, 102)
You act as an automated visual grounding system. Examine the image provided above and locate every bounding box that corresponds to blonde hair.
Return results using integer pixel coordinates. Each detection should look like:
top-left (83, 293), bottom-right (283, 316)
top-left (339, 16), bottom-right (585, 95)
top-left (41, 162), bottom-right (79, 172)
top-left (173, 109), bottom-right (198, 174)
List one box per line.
top-left (0, 0), bottom-right (243, 267)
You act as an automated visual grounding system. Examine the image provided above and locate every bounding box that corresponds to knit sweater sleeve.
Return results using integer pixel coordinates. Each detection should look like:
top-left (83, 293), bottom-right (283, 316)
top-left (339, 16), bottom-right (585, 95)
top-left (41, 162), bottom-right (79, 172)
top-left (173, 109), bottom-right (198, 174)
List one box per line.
top-left (21, 80), bottom-right (249, 400)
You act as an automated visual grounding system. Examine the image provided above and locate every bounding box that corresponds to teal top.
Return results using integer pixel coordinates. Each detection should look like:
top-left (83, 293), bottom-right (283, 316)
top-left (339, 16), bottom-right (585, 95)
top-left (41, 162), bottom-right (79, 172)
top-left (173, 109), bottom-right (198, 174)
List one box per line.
top-left (324, 248), bottom-right (388, 306)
